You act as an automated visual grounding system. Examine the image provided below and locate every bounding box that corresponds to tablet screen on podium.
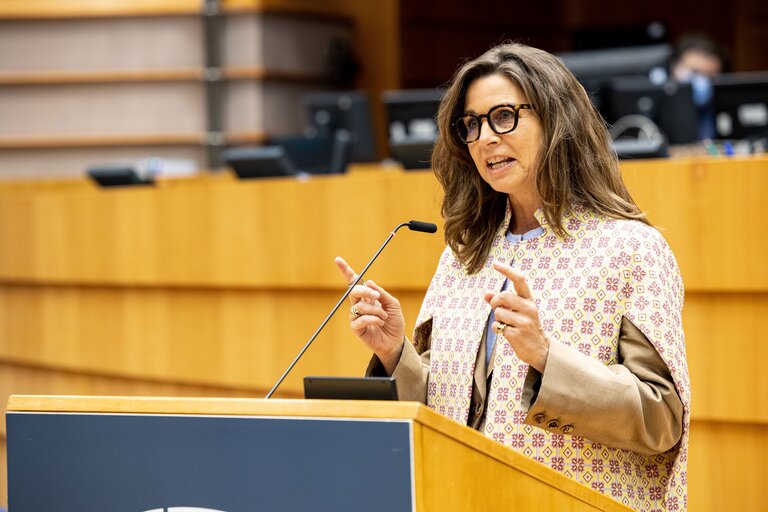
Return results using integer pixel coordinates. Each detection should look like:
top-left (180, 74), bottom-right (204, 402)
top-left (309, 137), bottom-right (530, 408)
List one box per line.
top-left (303, 376), bottom-right (398, 400)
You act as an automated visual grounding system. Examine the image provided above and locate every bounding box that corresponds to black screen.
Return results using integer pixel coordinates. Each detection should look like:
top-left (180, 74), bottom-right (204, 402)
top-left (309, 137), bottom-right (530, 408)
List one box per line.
top-left (303, 91), bottom-right (377, 163)
top-left (712, 71), bottom-right (768, 140)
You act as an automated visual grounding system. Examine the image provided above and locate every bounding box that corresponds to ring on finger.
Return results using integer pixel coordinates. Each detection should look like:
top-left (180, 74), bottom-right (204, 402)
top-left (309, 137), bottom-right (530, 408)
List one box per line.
top-left (350, 305), bottom-right (362, 319)
top-left (495, 322), bottom-right (508, 336)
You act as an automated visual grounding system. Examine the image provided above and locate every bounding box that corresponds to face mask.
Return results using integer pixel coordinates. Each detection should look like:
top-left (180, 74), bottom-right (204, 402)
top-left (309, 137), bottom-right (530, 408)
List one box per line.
top-left (688, 73), bottom-right (713, 107)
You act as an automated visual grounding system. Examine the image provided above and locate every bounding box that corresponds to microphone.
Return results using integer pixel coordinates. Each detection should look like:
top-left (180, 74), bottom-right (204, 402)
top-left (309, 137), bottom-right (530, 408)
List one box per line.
top-left (407, 220), bottom-right (437, 233)
top-left (265, 220), bottom-right (437, 398)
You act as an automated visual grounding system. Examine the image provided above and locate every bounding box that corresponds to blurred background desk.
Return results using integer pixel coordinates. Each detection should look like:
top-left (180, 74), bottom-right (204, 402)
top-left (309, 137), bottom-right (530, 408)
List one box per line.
top-left (1, 155), bottom-right (767, 509)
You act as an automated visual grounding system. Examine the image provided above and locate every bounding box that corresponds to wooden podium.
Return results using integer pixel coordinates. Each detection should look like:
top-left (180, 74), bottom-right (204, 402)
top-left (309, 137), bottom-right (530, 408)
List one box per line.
top-left (5, 395), bottom-right (631, 511)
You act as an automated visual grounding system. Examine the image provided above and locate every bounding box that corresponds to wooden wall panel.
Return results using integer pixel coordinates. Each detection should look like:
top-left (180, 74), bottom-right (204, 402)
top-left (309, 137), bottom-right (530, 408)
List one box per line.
top-left (733, 0), bottom-right (768, 72)
top-left (399, 0), bottom-right (568, 88)
top-left (684, 292), bottom-right (768, 422)
top-left (0, 171), bottom-right (446, 287)
top-left (622, 156), bottom-right (768, 291)
top-left (0, 82), bottom-right (206, 136)
top-left (1, 155), bottom-right (766, 509)
top-left (0, 16), bottom-right (203, 71)
top-left (688, 420), bottom-right (768, 511)
top-left (0, 285), bottom-right (428, 394)
top-left (2, 157), bottom-right (766, 289)
top-left (400, 0), bottom-right (767, 87)
top-left (0, 0), bottom-right (200, 18)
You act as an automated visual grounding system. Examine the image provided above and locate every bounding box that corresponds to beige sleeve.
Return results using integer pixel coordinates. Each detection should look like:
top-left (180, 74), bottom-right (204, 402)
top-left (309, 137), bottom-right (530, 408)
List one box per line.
top-left (365, 340), bottom-right (430, 403)
top-left (522, 316), bottom-right (683, 455)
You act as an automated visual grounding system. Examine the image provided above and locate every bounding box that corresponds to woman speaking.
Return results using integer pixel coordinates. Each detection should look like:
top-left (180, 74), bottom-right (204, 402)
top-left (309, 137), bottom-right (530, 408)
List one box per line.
top-left (336, 42), bottom-right (689, 512)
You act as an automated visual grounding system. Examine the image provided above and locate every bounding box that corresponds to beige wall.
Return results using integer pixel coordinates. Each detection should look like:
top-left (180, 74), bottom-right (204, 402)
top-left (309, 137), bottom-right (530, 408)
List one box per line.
top-left (0, 0), bottom-right (399, 178)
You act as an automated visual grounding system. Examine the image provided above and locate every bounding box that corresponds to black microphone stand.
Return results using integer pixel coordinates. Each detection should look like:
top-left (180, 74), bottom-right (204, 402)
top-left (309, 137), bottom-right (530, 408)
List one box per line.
top-left (265, 222), bottom-right (415, 398)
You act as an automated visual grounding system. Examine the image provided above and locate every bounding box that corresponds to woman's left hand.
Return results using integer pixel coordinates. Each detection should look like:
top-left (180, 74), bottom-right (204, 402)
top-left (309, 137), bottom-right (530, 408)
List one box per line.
top-left (484, 261), bottom-right (550, 373)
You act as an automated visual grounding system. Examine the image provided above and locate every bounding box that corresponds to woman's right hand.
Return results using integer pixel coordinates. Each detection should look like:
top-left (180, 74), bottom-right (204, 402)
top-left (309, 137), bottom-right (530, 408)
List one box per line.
top-left (335, 256), bottom-right (406, 374)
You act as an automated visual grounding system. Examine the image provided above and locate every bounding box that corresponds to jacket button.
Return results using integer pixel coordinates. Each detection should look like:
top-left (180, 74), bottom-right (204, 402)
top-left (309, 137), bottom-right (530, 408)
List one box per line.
top-left (561, 425), bottom-right (574, 434)
top-left (547, 419), bottom-right (560, 429)
top-left (474, 402), bottom-right (484, 417)
top-left (534, 413), bottom-right (546, 424)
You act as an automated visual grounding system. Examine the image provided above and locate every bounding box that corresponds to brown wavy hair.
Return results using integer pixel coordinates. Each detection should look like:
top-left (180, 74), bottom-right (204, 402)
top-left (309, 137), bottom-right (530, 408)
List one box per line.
top-left (431, 42), bottom-right (648, 274)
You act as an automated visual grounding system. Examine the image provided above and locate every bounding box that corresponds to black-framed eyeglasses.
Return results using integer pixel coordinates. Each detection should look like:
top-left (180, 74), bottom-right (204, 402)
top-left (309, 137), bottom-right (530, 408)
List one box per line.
top-left (453, 104), bottom-right (534, 144)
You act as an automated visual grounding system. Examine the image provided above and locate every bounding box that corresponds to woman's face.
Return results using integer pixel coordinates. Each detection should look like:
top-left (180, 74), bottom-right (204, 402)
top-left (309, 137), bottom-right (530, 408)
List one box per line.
top-left (463, 74), bottom-right (543, 202)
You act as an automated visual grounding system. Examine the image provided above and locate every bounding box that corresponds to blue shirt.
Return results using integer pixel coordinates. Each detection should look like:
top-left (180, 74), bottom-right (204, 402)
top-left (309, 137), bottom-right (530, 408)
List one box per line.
top-left (484, 225), bottom-right (545, 367)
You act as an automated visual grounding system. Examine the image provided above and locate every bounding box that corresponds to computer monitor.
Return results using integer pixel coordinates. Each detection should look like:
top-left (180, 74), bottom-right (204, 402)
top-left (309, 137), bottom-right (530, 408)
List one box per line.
top-left (223, 146), bottom-right (296, 179)
top-left (711, 71), bottom-right (768, 140)
top-left (303, 91), bottom-right (377, 163)
top-left (382, 89), bottom-right (443, 169)
top-left (87, 165), bottom-right (153, 187)
top-left (603, 77), bottom-right (698, 145)
top-left (269, 132), bottom-right (352, 175)
top-left (571, 22), bottom-right (667, 51)
top-left (558, 44), bottom-right (673, 111)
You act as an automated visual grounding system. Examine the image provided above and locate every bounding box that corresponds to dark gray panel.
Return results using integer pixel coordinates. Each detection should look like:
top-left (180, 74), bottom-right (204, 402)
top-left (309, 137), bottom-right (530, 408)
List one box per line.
top-left (7, 413), bottom-right (413, 512)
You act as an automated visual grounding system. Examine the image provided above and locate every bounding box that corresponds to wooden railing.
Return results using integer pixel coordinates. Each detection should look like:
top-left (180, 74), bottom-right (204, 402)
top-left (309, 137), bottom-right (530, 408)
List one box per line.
top-left (1, 156), bottom-right (766, 510)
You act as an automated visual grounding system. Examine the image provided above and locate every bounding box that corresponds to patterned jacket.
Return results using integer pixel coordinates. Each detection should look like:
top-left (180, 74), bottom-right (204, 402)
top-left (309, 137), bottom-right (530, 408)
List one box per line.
top-left (414, 203), bottom-right (690, 511)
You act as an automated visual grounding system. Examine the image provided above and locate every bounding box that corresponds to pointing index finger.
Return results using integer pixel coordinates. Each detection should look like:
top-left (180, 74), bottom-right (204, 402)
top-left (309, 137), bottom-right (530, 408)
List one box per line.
top-left (492, 261), bottom-right (533, 300)
top-left (334, 256), bottom-right (358, 284)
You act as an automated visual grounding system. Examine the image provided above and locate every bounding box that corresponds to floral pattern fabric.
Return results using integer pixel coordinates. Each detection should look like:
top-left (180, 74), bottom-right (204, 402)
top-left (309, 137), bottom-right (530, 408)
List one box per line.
top-left (416, 204), bottom-right (689, 512)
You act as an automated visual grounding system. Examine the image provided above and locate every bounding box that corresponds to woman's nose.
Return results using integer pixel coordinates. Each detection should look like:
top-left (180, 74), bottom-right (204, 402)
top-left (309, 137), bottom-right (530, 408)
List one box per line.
top-left (477, 119), bottom-right (498, 143)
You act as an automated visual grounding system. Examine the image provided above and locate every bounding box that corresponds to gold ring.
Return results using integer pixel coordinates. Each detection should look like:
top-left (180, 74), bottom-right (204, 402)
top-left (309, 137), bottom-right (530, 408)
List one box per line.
top-left (350, 305), bottom-right (361, 319)
top-left (496, 322), bottom-right (507, 336)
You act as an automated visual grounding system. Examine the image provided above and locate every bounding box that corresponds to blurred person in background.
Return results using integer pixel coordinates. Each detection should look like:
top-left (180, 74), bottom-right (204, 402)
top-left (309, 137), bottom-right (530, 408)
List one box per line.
top-left (670, 34), bottom-right (730, 139)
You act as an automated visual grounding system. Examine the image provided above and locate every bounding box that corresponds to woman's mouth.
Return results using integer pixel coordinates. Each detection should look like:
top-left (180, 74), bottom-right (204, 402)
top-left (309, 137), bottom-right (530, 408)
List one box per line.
top-left (487, 157), bottom-right (516, 170)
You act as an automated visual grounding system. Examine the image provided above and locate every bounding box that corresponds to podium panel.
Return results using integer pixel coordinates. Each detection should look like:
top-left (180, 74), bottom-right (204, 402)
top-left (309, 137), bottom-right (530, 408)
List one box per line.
top-left (7, 412), bottom-right (414, 511)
